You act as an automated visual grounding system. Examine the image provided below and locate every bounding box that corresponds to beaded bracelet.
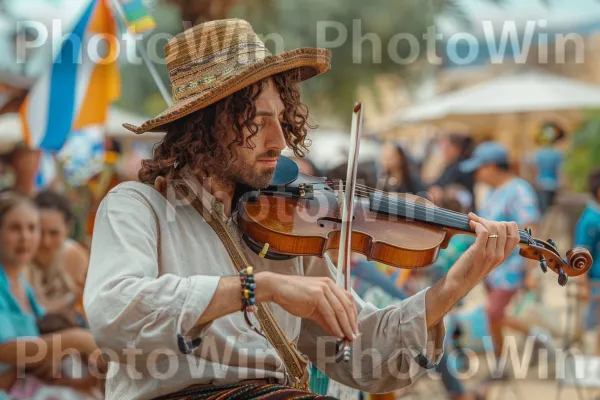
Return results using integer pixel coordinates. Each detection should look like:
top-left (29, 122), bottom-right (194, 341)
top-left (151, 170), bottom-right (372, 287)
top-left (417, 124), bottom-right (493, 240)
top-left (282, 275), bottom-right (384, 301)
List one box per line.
top-left (239, 266), bottom-right (257, 313)
top-left (239, 266), bottom-right (256, 311)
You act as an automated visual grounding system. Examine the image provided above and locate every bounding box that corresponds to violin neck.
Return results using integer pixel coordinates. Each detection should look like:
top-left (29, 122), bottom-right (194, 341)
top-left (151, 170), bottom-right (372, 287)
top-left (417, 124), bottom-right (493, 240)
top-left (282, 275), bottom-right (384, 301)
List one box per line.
top-left (369, 193), bottom-right (531, 245)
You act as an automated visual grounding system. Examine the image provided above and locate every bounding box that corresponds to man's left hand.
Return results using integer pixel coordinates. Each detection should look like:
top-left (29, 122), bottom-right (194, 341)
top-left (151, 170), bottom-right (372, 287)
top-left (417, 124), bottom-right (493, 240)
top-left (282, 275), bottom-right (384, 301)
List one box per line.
top-left (460, 213), bottom-right (521, 286)
top-left (425, 213), bottom-right (520, 328)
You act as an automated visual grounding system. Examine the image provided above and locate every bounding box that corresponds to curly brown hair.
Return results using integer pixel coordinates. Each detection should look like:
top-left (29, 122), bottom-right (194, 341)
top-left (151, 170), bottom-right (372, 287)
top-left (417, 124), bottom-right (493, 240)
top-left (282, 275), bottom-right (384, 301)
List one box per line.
top-left (139, 71), bottom-right (315, 184)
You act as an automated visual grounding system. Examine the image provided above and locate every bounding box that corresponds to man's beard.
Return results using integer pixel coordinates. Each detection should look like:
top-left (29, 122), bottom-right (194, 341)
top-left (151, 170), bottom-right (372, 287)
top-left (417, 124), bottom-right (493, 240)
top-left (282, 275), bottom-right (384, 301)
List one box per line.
top-left (217, 151), bottom-right (279, 189)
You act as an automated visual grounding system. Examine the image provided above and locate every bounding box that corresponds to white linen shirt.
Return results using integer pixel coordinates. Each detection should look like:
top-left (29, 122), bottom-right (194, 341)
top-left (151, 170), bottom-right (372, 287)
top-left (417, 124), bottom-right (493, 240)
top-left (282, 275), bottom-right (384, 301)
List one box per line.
top-left (83, 175), bottom-right (445, 400)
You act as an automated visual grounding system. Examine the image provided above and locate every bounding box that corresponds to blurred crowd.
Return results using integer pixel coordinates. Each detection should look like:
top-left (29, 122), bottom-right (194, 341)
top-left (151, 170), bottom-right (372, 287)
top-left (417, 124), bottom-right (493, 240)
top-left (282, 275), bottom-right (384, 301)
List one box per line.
top-left (0, 120), bottom-right (598, 400)
top-left (297, 122), bottom-right (600, 400)
top-left (0, 143), bottom-right (119, 399)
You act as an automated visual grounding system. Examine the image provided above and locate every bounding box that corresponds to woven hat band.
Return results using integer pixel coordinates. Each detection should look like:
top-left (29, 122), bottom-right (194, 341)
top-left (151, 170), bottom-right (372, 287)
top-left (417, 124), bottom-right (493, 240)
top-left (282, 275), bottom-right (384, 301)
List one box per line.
top-left (170, 42), bottom-right (271, 101)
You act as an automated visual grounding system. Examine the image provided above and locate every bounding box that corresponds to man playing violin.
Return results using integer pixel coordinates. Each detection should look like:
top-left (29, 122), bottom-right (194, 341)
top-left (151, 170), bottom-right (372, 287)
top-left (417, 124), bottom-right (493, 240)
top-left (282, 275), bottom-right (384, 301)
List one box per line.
top-left (83, 19), bottom-right (520, 400)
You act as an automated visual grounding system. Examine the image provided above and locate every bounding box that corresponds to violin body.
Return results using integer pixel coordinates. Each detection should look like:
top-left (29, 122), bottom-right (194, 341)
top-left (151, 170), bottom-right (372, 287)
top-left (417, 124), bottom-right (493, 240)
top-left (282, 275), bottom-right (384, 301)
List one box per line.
top-left (238, 170), bottom-right (593, 285)
top-left (239, 178), bottom-right (445, 268)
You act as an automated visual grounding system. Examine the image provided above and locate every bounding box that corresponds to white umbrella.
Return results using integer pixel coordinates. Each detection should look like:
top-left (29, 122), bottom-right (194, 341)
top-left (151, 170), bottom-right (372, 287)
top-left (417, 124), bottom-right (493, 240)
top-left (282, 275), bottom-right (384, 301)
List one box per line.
top-left (397, 70), bottom-right (600, 124)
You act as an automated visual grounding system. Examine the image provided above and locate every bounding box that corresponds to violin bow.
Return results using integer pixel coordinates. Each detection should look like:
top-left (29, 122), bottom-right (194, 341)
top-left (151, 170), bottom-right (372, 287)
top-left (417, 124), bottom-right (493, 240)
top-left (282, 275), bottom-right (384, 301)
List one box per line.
top-left (334, 103), bottom-right (364, 362)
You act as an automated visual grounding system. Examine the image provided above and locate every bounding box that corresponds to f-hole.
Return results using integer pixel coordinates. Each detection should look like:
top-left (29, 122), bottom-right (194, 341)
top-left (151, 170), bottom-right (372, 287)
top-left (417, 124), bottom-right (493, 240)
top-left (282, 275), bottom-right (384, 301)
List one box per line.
top-left (317, 216), bottom-right (355, 228)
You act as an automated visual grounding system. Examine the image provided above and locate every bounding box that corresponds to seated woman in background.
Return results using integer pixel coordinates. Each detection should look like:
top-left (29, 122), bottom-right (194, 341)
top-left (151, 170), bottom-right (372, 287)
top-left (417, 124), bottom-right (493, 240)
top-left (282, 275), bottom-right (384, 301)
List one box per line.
top-left (0, 191), bottom-right (103, 398)
top-left (26, 190), bottom-right (89, 327)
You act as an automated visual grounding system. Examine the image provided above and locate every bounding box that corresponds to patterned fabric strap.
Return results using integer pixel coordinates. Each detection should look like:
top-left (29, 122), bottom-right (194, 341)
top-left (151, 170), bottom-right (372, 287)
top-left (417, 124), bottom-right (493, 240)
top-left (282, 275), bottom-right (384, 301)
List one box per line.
top-left (152, 382), bottom-right (338, 400)
top-left (173, 181), bottom-right (310, 391)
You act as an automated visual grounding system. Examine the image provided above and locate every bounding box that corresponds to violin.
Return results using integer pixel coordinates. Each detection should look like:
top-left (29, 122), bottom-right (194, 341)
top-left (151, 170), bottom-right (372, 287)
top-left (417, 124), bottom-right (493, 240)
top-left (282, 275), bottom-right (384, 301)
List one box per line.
top-left (238, 165), bottom-right (592, 287)
top-left (238, 108), bottom-right (593, 288)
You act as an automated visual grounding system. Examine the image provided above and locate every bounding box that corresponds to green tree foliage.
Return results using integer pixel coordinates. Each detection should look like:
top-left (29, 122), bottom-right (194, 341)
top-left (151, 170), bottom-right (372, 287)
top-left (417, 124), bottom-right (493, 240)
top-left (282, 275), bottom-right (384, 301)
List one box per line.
top-left (563, 110), bottom-right (600, 192)
top-left (163, 0), bottom-right (241, 24)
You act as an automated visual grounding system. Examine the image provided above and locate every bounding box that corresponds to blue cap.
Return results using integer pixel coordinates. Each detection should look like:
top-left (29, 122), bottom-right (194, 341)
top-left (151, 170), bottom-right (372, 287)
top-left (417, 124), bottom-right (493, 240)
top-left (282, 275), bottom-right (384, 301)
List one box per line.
top-left (459, 142), bottom-right (508, 173)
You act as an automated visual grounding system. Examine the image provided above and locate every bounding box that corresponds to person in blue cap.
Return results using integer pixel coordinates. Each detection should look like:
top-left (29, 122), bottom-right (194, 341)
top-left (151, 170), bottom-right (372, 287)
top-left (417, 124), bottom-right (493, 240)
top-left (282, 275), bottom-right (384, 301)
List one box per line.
top-left (575, 168), bottom-right (600, 353)
top-left (459, 141), bottom-right (545, 379)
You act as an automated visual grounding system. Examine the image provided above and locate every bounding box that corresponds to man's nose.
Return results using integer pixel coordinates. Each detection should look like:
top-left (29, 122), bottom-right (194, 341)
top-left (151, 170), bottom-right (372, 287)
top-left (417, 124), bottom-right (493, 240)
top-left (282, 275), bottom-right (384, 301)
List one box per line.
top-left (265, 120), bottom-right (287, 151)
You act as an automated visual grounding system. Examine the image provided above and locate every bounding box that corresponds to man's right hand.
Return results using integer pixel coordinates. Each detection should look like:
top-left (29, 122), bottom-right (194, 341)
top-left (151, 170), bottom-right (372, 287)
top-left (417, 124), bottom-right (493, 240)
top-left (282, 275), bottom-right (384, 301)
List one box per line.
top-left (258, 272), bottom-right (359, 341)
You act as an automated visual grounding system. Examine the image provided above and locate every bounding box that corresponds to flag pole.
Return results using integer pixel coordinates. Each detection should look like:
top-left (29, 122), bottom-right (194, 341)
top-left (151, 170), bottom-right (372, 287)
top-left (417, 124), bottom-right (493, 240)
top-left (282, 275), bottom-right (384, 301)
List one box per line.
top-left (109, 0), bottom-right (173, 106)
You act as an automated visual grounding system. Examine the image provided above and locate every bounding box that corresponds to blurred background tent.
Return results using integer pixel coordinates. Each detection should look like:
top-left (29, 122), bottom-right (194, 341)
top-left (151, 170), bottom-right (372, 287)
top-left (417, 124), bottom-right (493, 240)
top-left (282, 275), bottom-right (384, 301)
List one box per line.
top-left (386, 70), bottom-right (600, 160)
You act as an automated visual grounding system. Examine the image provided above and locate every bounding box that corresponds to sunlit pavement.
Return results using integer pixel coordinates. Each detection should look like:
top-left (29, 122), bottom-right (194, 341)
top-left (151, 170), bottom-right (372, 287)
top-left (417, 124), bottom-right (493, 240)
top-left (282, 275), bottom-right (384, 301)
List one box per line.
top-left (398, 279), bottom-right (600, 399)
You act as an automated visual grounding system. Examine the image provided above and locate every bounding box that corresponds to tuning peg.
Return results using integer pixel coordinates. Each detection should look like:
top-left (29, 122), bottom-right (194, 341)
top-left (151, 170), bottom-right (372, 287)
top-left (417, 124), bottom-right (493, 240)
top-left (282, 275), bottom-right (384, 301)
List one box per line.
top-left (539, 255), bottom-right (548, 273)
top-left (557, 267), bottom-right (568, 286)
top-left (547, 238), bottom-right (557, 248)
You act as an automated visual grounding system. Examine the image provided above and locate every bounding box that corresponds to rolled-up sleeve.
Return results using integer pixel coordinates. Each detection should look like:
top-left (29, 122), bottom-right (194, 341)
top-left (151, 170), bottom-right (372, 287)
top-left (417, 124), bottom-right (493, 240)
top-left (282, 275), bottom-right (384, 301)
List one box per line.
top-left (83, 190), bottom-right (220, 363)
top-left (298, 257), bottom-right (445, 393)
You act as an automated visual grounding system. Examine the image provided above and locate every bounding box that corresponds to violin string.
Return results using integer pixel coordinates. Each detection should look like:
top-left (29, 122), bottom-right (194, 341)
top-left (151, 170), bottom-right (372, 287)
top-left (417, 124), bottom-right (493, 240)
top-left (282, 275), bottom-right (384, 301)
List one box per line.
top-left (332, 181), bottom-right (453, 200)
top-left (326, 181), bottom-right (463, 220)
top-left (367, 194), bottom-right (529, 242)
top-left (327, 181), bottom-right (386, 195)
top-left (324, 180), bottom-right (379, 193)
top-left (309, 180), bottom-right (529, 242)
top-left (323, 180), bottom-right (471, 225)
top-left (367, 196), bottom-right (531, 241)
top-left (325, 182), bottom-right (389, 197)
top-left (321, 182), bottom-right (376, 198)
top-left (338, 184), bottom-right (475, 229)
top-left (319, 180), bottom-right (529, 241)
top-left (318, 184), bottom-right (370, 196)
top-left (329, 182), bottom-right (468, 224)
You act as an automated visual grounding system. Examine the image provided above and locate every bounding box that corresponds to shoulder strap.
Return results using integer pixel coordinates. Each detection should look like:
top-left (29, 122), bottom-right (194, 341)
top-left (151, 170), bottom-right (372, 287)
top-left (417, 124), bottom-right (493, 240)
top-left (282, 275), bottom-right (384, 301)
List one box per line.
top-left (172, 180), bottom-right (310, 390)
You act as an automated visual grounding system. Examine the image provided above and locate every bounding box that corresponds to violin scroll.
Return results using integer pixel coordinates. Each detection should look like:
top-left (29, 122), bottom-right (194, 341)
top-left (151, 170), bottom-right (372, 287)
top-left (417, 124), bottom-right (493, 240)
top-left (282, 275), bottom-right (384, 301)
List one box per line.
top-left (567, 247), bottom-right (593, 272)
top-left (519, 238), bottom-right (592, 287)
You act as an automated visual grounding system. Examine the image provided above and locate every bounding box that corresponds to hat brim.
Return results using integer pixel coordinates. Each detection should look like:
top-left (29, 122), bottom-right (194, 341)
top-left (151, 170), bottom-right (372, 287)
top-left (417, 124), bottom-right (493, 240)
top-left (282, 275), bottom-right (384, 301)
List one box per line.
top-left (123, 48), bottom-right (331, 135)
top-left (459, 158), bottom-right (482, 173)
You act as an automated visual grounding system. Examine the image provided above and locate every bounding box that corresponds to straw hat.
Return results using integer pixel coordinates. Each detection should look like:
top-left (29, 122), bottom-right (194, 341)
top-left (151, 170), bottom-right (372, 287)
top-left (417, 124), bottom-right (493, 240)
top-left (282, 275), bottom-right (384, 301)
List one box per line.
top-left (124, 18), bottom-right (331, 134)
